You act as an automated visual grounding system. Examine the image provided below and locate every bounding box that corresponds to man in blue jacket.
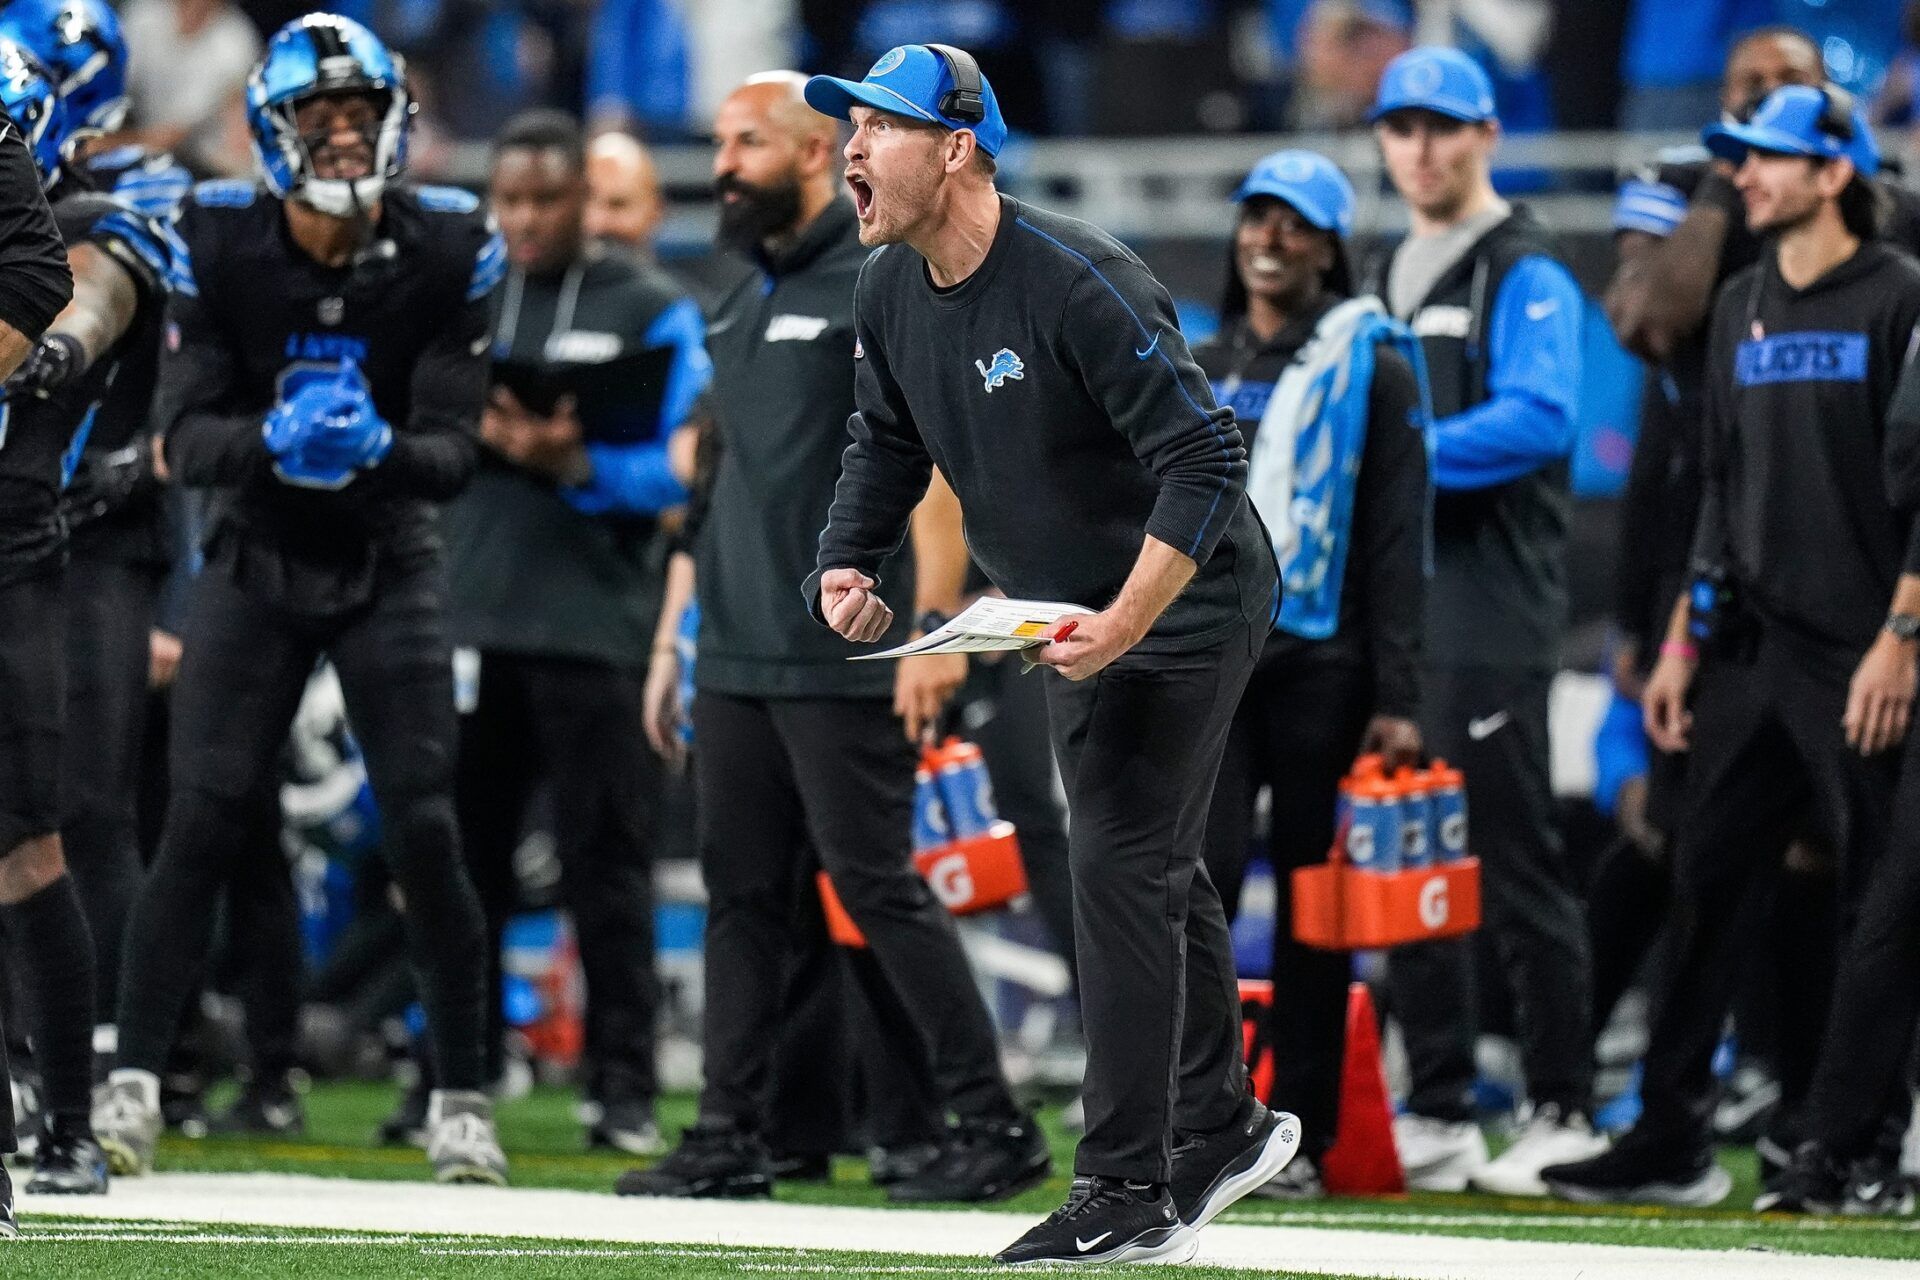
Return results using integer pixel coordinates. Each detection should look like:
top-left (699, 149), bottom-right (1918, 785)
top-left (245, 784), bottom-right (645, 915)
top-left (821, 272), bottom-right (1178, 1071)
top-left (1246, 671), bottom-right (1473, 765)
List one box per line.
top-left (1363, 47), bottom-right (1601, 1196)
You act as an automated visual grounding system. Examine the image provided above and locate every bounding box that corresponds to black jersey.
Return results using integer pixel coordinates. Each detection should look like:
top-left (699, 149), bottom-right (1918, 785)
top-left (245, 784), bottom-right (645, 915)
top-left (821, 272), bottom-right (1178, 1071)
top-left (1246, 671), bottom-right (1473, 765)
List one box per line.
top-left (0, 182), bottom-right (150, 581)
top-left (159, 179), bottom-right (502, 613)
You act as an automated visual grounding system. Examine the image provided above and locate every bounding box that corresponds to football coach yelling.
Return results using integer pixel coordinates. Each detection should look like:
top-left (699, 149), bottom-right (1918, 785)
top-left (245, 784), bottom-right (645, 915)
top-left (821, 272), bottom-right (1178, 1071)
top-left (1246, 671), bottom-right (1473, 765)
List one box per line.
top-left (802, 45), bottom-right (1297, 1266)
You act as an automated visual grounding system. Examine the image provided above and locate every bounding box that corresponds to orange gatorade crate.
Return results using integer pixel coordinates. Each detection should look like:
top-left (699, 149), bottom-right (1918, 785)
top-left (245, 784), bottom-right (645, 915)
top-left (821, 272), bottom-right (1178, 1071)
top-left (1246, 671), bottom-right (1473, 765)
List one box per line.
top-left (819, 821), bottom-right (1028, 949)
top-left (1292, 856), bottom-right (1481, 950)
top-left (1238, 978), bottom-right (1276, 1103)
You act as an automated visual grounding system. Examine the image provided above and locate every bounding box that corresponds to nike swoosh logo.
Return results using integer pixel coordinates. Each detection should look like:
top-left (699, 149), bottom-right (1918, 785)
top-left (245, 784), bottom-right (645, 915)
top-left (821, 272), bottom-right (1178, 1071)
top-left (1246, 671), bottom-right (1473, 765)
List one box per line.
top-left (1135, 331), bottom-right (1161, 360)
top-left (1525, 299), bottom-right (1559, 322)
top-left (1467, 711), bottom-right (1510, 740)
top-left (1075, 1232), bottom-right (1113, 1252)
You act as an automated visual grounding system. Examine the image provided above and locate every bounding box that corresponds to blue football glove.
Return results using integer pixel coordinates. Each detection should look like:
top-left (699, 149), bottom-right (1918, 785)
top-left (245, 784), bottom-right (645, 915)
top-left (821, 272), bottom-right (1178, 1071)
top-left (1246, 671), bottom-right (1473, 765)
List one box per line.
top-left (262, 360), bottom-right (392, 488)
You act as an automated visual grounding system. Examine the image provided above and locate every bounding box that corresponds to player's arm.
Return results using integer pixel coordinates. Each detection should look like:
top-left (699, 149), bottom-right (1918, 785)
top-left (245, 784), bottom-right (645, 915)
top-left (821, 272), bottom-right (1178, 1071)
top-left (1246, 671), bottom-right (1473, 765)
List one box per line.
top-left (1605, 169), bottom-right (1737, 363)
top-left (157, 226), bottom-right (273, 486)
top-left (0, 119), bottom-right (75, 379)
top-left (559, 295), bottom-right (706, 515)
top-left (895, 468), bottom-right (969, 740)
top-left (10, 242), bottom-right (140, 399)
top-left (1430, 256), bottom-right (1581, 491)
top-left (1059, 255), bottom-right (1247, 571)
top-left (807, 271), bottom-right (934, 635)
top-left (1353, 345), bottom-right (1429, 724)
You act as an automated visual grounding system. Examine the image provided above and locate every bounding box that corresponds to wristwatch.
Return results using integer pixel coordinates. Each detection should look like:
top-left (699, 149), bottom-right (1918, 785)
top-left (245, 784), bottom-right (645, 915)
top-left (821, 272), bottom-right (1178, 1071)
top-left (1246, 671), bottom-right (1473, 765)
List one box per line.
top-left (914, 609), bottom-right (952, 637)
top-left (1886, 612), bottom-right (1920, 641)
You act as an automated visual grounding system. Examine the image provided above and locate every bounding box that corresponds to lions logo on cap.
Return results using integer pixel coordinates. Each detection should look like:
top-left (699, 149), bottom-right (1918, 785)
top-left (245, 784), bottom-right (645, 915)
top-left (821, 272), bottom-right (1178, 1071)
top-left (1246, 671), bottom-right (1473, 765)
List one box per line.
top-left (1403, 58), bottom-right (1444, 96)
top-left (870, 47), bottom-right (906, 77)
top-left (1273, 154), bottom-right (1316, 182)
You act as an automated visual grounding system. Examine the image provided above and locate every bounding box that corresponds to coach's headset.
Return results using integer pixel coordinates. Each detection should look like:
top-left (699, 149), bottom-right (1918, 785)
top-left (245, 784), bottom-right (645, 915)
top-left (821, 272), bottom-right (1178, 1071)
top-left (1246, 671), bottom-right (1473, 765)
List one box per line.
top-left (926, 43), bottom-right (986, 126)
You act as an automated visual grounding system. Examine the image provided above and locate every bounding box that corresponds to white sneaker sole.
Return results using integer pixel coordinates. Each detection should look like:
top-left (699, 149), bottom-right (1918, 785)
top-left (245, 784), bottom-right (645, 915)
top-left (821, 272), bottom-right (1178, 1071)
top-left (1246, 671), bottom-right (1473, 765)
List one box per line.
top-left (1402, 1142), bottom-right (1487, 1193)
top-left (1548, 1164), bottom-right (1732, 1208)
top-left (95, 1137), bottom-right (150, 1178)
top-left (1471, 1141), bottom-right (1610, 1197)
top-left (1002, 1223), bottom-right (1200, 1267)
top-left (1187, 1112), bottom-right (1303, 1230)
top-left (433, 1161), bottom-right (510, 1187)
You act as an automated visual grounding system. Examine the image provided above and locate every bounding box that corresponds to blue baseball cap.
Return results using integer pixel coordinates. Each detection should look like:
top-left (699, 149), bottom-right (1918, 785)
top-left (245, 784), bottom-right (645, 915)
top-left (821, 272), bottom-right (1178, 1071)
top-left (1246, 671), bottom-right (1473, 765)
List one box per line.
top-left (1233, 150), bottom-right (1356, 237)
top-left (1368, 47), bottom-right (1496, 125)
top-left (1703, 84), bottom-right (1880, 177)
top-left (804, 45), bottom-right (1008, 158)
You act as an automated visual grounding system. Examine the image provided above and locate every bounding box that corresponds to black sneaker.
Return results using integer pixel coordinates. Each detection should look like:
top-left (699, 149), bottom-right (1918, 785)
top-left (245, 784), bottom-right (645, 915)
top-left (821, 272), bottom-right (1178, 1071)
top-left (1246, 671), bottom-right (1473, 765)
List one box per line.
top-left (588, 1101), bottom-right (666, 1157)
top-left (24, 1122), bottom-right (109, 1195)
top-left (0, 1161), bottom-right (17, 1238)
top-left (614, 1124), bottom-right (772, 1199)
top-left (1541, 1125), bottom-right (1732, 1207)
top-left (1170, 1097), bottom-right (1301, 1228)
top-left (1842, 1156), bottom-right (1916, 1217)
top-left (769, 1150), bottom-right (832, 1182)
top-left (868, 1140), bottom-right (942, 1188)
top-left (211, 1075), bottom-right (306, 1137)
top-left (160, 1073), bottom-right (209, 1140)
top-left (377, 1085), bottom-right (430, 1149)
top-left (885, 1113), bottom-right (1051, 1204)
top-left (1755, 1141), bottom-right (1844, 1214)
top-left (992, 1176), bottom-right (1197, 1266)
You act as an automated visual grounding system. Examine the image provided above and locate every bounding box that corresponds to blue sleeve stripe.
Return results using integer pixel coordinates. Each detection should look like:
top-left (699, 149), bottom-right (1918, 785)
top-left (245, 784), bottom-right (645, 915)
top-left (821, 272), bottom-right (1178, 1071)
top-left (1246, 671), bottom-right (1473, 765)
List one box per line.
top-left (467, 231), bottom-right (507, 302)
top-left (1612, 180), bottom-right (1687, 236)
top-left (161, 218), bottom-right (195, 298)
top-left (1013, 217), bottom-right (1230, 559)
top-left (96, 209), bottom-right (173, 285)
top-left (642, 295), bottom-right (711, 438)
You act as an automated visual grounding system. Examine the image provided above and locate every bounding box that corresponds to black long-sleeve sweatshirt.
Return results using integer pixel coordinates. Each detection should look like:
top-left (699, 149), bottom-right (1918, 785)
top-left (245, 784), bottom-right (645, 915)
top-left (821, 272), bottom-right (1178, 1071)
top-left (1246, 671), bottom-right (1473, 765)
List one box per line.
top-left (1694, 240), bottom-right (1920, 661)
top-left (809, 195), bottom-right (1275, 651)
top-left (1194, 300), bottom-right (1427, 717)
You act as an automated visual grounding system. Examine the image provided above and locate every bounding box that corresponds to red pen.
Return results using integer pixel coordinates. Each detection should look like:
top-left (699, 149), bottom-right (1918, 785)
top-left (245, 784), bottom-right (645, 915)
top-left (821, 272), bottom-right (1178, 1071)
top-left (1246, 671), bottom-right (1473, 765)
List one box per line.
top-left (1020, 620), bottom-right (1079, 674)
top-left (1052, 620), bottom-right (1080, 643)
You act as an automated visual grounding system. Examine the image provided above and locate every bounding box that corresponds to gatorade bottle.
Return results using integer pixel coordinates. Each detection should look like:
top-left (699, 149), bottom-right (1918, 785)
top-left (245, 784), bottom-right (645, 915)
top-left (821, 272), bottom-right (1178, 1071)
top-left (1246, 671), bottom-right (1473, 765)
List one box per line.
top-left (933, 738), bottom-right (998, 838)
top-left (1395, 766), bottom-right (1432, 870)
top-left (1344, 770), bottom-right (1400, 874)
top-left (1334, 756), bottom-right (1381, 863)
top-left (1428, 758), bottom-right (1468, 863)
top-left (912, 760), bottom-right (950, 853)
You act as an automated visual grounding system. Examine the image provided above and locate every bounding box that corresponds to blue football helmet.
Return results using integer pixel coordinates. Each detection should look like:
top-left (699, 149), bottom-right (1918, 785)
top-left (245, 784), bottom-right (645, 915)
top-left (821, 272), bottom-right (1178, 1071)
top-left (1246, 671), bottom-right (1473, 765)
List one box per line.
top-left (246, 14), bottom-right (413, 217)
top-left (0, 37), bottom-right (67, 188)
top-left (0, 0), bottom-right (127, 133)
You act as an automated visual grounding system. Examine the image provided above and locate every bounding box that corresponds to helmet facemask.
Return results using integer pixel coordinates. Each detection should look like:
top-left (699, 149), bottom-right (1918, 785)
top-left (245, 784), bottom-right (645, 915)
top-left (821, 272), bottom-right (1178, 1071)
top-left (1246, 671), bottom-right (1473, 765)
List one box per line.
top-left (251, 60), bottom-right (412, 218)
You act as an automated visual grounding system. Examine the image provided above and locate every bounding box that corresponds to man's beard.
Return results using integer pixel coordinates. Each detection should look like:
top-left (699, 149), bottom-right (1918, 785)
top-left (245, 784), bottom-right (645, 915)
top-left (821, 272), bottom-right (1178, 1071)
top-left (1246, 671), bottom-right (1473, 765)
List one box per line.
top-left (716, 173), bottom-right (804, 251)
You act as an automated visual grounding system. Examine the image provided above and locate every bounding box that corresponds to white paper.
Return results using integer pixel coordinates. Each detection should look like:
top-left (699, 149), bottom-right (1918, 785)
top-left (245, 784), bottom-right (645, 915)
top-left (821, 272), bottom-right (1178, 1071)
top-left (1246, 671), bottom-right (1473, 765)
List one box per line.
top-left (849, 597), bottom-right (1094, 661)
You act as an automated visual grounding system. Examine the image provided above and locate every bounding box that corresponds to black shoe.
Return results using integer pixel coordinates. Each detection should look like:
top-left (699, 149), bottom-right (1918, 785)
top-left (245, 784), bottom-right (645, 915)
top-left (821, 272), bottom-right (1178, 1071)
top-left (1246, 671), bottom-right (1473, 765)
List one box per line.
top-left (0, 1162), bottom-right (17, 1238)
top-left (769, 1150), bottom-right (832, 1181)
top-left (1842, 1155), bottom-right (1916, 1217)
top-left (614, 1124), bottom-right (773, 1199)
top-left (587, 1101), bottom-right (665, 1157)
top-left (24, 1123), bottom-right (109, 1195)
top-left (992, 1176), bottom-right (1197, 1266)
top-left (211, 1075), bottom-right (306, 1137)
top-left (868, 1141), bottom-right (942, 1188)
top-left (1755, 1141), bottom-right (1845, 1214)
top-left (377, 1085), bottom-right (430, 1149)
top-left (161, 1073), bottom-right (209, 1140)
top-left (885, 1114), bottom-right (1051, 1204)
top-left (1542, 1126), bottom-right (1731, 1207)
top-left (1170, 1097), bottom-right (1300, 1228)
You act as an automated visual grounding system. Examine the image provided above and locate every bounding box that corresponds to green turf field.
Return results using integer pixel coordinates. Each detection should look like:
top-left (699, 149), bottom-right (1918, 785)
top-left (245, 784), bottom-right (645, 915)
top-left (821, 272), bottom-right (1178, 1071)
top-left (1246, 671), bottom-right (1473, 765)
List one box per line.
top-left (7, 1081), bottom-right (1916, 1274)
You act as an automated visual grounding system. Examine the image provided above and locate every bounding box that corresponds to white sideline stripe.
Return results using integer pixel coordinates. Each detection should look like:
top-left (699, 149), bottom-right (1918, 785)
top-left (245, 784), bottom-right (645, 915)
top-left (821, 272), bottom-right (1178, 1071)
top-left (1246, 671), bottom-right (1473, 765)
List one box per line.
top-left (21, 1172), bottom-right (1919, 1279)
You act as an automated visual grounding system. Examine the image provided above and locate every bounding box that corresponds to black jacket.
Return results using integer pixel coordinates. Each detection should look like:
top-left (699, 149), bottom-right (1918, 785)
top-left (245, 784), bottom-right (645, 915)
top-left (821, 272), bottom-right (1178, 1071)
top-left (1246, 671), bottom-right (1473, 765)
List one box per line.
top-left (1193, 298), bottom-right (1427, 717)
top-left (811, 195), bottom-right (1275, 653)
top-left (1696, 241), bottom-right (1920, 663)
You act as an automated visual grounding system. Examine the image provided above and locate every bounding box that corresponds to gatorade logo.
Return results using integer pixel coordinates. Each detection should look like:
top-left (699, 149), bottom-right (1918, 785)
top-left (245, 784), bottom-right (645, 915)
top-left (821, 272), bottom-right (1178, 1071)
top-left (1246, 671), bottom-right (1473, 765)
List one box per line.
top-left (1440, 814), bottom-right (1467, 851)
top-left (926, 853), bottom-right (975, 909)
top-left (1348, 825), bottom-right (1375, 864)
top-left (1419, 878), bottom-right (1450, 929)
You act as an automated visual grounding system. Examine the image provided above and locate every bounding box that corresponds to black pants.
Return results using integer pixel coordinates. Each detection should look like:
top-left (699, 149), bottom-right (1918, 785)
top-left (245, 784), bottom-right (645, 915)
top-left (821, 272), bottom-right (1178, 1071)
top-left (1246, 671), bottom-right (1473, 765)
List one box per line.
top-left (118, 555), bottom-right (488, 1089)
top-left (456, 652), bottom-right (659, 1103)
top-left (0, 1007), bottom-right (11, 1152)
top-left (692, 690), bottom-right (1015, 1135)
top-left (1809, 685), bottom-right (1920, 1159)
top-left (1640, 635), bottom-right (1897, 1152)
top-left (1391, 666), bottom-right (1592, 1120)
top-left (1201, 651), bottom-right (1372, 1162)
top-left (61, 547), bottom-right (164, 1023)
top-left (956, 654), bottom-right (1075, 975)
top-left (1045, 622), bottom-right (1259, 1182)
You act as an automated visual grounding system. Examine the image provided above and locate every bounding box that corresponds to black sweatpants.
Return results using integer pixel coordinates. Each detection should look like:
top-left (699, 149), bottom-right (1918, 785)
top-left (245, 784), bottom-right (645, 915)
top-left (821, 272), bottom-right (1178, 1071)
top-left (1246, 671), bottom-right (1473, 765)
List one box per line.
top-left (956, 654), bottom-right (1074, 976)
top-left (60, 546), bottom-right (164, 1023)
top-left (0, 1008), bottom-right (11, 1152)
top-left (1640, 635), bottom-right (1896, 1153)
top-left (118, 554), bottom-right (489, 1089)
top-left (457, 652), bottom-right (658, 1104)
top-left (1045, 621), bottom-right (1260, 1182)
top-left (692, 690), bottom-right (1016, 1135)
top-left (1391, 666), bottom-right (1592, 1120)
top-left (1201, 651), bottom-right (1372, 1163)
